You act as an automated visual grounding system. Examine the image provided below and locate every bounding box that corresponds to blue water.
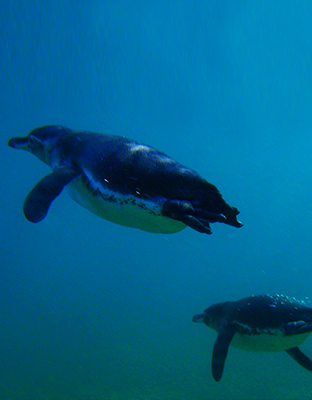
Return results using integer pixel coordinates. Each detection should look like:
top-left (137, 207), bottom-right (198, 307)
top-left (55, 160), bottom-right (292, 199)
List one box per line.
top-left (2, 1), bottom-right (312, 399)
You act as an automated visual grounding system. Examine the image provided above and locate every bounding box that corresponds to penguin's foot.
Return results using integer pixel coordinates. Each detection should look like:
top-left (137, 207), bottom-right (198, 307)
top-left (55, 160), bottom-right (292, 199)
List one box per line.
top-left (162, 200), bottom-right (227, 234)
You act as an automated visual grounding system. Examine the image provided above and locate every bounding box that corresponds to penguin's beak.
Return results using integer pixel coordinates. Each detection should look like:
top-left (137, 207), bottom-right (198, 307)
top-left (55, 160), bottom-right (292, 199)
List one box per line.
top-left (8, 137), bottom-right (29, 150)
top-left (192, 313), bottom-right (205, 323)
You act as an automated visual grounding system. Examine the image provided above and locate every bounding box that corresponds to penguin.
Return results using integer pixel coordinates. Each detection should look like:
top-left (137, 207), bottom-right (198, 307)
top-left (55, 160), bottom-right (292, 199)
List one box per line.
top-left (193, 294), bottom-right (312, 381)
top-left (8, 125), bottom-right (242, 234)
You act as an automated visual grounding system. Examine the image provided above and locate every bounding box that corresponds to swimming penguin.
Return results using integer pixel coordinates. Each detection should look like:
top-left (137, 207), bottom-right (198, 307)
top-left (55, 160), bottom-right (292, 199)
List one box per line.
top-left (8, 125), bottom-right (242, 234)
top-left (193, 294), bottom-right (312, 381)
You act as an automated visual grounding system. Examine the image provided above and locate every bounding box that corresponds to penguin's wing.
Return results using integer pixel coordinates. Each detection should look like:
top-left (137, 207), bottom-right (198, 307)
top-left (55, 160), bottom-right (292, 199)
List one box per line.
top-left (24, 167), bottom-right (81, 222)
top-left (212, 325), bottom-right (236, 382)
top-left (286, 347), bottom-right (312, 371)
top-left (285, 321), bottom-right (312, 336)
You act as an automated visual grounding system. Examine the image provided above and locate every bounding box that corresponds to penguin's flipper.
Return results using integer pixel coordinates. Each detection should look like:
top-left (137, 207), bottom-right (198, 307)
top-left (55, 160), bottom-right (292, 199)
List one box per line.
top-left (286, 347), bottom-right (312, 371)
top-left (285, 321), bottom-right (312, 335)
top-left (24, 167), bottom-right (81, 222)
top-left (212, 326), bottom-right (236, 382)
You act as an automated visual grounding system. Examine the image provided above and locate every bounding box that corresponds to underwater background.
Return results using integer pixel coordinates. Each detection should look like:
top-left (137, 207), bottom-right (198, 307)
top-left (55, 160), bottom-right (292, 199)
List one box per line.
top-left (2, 1), bottom-right (312, 399)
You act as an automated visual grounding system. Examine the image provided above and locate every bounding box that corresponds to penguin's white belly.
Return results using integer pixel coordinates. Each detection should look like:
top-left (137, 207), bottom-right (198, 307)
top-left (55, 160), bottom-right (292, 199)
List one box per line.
top-left (66, 176), bottom-right (186, 233)
top-left (231, 331), bottom-right (311, 352)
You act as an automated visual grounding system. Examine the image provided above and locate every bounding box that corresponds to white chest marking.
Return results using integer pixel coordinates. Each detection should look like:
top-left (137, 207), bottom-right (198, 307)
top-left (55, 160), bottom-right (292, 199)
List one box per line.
top-left (231, 331), bottom-right (311, 352)
top-left (66, 175), bottom-right (186, 233)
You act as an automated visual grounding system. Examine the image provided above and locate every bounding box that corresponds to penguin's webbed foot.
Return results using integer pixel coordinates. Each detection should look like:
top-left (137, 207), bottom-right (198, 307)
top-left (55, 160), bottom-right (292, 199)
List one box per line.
top-left (162, 200), bottom-right (227, 234)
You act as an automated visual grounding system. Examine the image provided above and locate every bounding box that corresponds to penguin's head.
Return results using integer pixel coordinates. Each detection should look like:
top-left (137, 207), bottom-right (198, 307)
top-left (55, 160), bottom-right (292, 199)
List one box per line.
top-left (192, 313), bottom-right (207, 323)
top-left (193, 311), bottom-right (215, 328)
top-left (193, 302), bottom-right (231, 331)
top-left (8, 125), bottom-right (72, 165)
